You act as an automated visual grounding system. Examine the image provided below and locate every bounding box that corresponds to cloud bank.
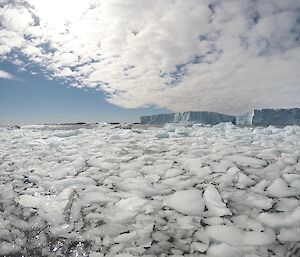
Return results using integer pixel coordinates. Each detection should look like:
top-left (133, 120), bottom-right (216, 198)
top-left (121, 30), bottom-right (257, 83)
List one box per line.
top-left (0, 69), bottom-right (16, 80)
top-left (1, 0), bottom-right (300, 114)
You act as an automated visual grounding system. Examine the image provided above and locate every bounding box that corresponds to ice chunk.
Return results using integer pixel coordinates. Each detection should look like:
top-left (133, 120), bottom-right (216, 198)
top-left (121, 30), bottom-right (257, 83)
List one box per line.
top-left (144, 174), bottom-right (160, 183)
top-left (203, 185), bottom-right (231, 217)
top-left (81, 192), bottom-right (119, 205)
top-left (207, 243), bottom-right (241, 257)
top-left (211, 160), bottom-right (234, 173)
top-left (18, 188), bottom-right (74, 226)
top-left (226, 155), bottom-right (267, 168)
top-left (257, 207), bottom-right (300, 228)
top-left (236, 173), bottom-right (256, 188)
top-left (176, 216), bottom-right (194, 229)
top-left (277, 228), bottom-right (300, 242)
top-left (49, 223), bottom-right (74, 237)
top-left (165, 168), bottom-right (184, 178)
top-left (155, 132), bottom-right (169, 139)
top-left (231, 215), bottom-right (264, 232)
top-left (275, 198), bottom-right (299, 212)
top-left (165, 189), bottom-right (204, 216)
top-left (175, 127), bottom-right (190, 137)
top-left (266, 178), bottom-right (298, 197)
top-left (50, 177), bottom-right (96, 190)
top-left (114, 231), bottom-right (138, 243)
top-left (203, 217), bottom-right (224, 225)
top-left (195, 166), bottom-right (212, 178)
top-left (87, 158), bottom-right (119, 170)
top-left (229, 190), bottom-right (273, 210)
top-left (190, 241), bottom-right (208, 253)
top-left (290, 180), bottom-right (300, 191)
top-left (250, 180), bottom-right (270, 193)
top-left (215, 167), bottom-right (239, 186)
top-left (117, 177), bottom-right (157, 197)
top-left (104, 196), bottom-right (152, 224)
top-left (206, 225), bottom-right (275, 246)
top-left (152, 231), bottom-right (170, 244)
top-left (18, 195), bottom-right (42, 208)
top-left (0, 242), bottom-right (20, 255)
top-left (242, 230), bottom-right (276, 245)
top-left (282, 174), bottom-right (300, 183)
top-left (206, 225), bottom-right (243, 246)
top-left (54, 130), bottom-right (81, 138)
top-left (192, 230), bottom-right (209, 253)
top-left (182, 158), bottom-right (203, 173)
top-left (164, 123), bottom-right (176, 132)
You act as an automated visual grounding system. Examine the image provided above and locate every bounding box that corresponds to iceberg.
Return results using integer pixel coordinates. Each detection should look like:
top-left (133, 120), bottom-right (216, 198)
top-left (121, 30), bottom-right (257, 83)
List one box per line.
top-left (141, 111), bottom-right (236, 125)
top-left (141, 108), bottom-right (300, 126)
top-left (237, 108), bottom-right (300, 126)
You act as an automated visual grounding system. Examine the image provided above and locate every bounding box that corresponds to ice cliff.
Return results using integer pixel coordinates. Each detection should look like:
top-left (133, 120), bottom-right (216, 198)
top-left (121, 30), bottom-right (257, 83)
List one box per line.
top-left (141, 108), bottom-right (300, 126)
top-left (237, 108), bottom-right (300, 126)
top-left (140, 111), bottom-right (236, 125)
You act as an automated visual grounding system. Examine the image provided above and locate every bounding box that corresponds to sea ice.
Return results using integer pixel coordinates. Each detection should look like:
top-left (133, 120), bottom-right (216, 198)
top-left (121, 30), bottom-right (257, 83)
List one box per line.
top-left (206, 243), bottom-right (241, 257)
top-left (206, 225), bottom-right (275, 246)
top-left (266, 178), bottom-right (298, 197)
top-left (1, 122), bottom-right (299, 256)
top-left (203, 185), bottom-right (232, 217)
top-left (258, 207), bottom-right (300, 228)
top-left (165, 189), bottom-right (204, 216)
top-left (226, 155), bottom-right (267, 168)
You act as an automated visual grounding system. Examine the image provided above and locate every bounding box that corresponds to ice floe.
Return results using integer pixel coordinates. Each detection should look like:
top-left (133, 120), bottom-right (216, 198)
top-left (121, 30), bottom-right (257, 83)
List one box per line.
top-left (0, 123), bottom-right (299, 256)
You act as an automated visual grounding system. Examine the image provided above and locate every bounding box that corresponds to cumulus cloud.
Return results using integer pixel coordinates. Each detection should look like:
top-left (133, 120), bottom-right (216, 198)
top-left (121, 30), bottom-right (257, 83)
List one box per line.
top-left (0, 0), bottom-right (300, 114)
top-left (0, 69), bottom-right (16, 80)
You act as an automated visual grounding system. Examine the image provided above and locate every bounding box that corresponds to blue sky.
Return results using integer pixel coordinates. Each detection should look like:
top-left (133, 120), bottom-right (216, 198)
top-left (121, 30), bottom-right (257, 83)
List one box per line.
top-left (0, 61), bottom-right (170, 124)
top-left (0, 0), bottom-right (299, 124)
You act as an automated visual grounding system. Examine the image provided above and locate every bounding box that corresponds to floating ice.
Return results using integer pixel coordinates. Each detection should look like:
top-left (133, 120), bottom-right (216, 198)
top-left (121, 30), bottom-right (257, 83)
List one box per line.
top-left (165, 189), bottom-right (204, 215)
top-left (206, 243), bottom-right (241, 257)
top-left (1, 122), bottom-right (299, 256)
top-left (18, 194), bottom-right (42, 208)
top-left (203, 185), bottom-right (232, 217)
top-left (266, 178), bottom-right (298, 197)
top-left (257, 207), bottom-right (300, 228)
top-left (206, 225), bottom-right (276, 246)
top-left (155, 131), bottom-right (169, 139)
top-left (226, 155), bottom-right (267, 168)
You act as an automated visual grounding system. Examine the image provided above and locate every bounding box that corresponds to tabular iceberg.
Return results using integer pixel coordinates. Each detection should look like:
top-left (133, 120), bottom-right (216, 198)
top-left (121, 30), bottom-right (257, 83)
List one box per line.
top-left (237, 108), bottom-right (300, 126)
top-left (141, 111), bottom-right (236, 125)
top-left (141, 108), bottom-right (300, 126)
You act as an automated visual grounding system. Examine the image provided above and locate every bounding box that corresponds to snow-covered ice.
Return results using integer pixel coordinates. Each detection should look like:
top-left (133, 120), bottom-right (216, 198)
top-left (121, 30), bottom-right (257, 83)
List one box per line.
top-left (0, 123), bottom-right (300, 256)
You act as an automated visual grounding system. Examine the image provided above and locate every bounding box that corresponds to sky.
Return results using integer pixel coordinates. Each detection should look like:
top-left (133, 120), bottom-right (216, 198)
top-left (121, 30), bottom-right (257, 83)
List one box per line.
top-left (0, 60), bottom-right (169, 124)
top-left (1, 0), bottom-right (300, 124)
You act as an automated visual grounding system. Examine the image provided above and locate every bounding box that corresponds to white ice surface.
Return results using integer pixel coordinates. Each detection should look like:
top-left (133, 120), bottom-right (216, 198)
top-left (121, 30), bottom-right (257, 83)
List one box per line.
top-left (0, 123), bottom-right (299, 256)
top-left (203, 185), bottom-right (232, 217)
top-left (165, 189), bottom-right (204, 216)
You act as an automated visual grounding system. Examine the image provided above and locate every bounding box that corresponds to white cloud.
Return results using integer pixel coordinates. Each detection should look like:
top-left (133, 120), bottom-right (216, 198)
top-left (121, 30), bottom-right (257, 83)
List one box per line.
top-left (0, 69), bottom-right (16, 80)
top-left (0, 0), bottom-right (300, 113)
top-left (0, 6), bottom-right (33, 32)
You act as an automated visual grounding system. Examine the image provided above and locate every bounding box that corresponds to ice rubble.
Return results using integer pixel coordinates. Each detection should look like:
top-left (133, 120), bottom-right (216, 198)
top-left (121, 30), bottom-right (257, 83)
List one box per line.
top-left (0, 123), bottom-right (300, 256)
